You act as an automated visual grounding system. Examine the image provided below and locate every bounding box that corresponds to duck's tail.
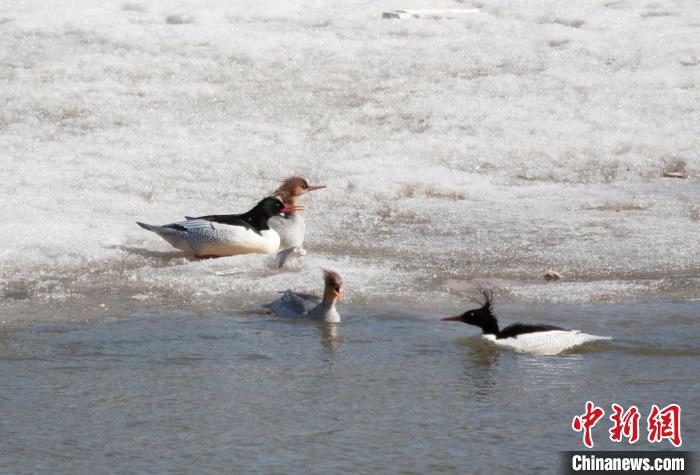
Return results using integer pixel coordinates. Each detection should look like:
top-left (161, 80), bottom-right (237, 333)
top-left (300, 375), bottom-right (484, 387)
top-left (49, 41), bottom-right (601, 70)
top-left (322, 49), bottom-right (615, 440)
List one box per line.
top-left (136, 221), bottom-right (160, 233)
top-left (136, 221), bottom-right (192, 253)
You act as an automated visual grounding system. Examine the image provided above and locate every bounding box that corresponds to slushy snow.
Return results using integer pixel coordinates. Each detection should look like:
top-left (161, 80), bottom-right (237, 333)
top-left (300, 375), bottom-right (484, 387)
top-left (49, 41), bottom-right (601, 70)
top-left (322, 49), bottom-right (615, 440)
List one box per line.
top-left (1, 0), bottom-right (699, 318)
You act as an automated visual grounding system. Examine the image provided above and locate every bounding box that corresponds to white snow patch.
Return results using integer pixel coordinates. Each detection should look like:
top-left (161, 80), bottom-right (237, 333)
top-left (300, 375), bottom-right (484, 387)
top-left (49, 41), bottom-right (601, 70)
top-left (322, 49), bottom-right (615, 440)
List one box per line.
top-left (1, 0), bottom-right (698, 314)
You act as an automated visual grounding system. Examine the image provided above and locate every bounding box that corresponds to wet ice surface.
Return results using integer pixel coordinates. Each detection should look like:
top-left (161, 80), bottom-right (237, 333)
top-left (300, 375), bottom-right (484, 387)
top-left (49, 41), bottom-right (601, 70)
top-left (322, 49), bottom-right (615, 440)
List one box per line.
top-left (0, 302), bottom-right (698, 473)
top-left (1, 0), bottom-right (699, 319)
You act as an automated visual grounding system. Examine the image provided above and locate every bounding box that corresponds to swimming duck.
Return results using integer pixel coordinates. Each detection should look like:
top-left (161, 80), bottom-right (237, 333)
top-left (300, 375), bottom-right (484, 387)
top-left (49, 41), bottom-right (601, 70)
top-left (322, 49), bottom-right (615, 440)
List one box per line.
top-left (264, 269), bottom-right (343, 322)
top-left (441, 287), bottom-right (611, 355)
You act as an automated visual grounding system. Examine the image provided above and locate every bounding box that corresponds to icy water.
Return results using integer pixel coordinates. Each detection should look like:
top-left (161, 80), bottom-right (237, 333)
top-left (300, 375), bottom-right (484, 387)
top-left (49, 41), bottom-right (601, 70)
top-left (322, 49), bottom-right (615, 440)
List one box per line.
top-left (1, 0), bottom-right (699, 307)
top-left (1, 301), bottom-right (698, 473)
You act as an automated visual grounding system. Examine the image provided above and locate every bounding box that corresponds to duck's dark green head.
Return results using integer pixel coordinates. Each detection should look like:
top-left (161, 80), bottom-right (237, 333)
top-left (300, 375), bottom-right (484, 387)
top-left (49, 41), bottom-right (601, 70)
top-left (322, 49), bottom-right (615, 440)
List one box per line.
top-left (441, 286), bottom-right (499, 336)
top-left (255, 196), bottom-right (304, 218)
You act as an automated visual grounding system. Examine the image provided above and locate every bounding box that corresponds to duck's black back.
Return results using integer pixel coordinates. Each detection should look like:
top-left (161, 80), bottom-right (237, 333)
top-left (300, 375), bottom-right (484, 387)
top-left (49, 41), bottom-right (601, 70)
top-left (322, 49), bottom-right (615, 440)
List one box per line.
top-left (498, 323), bottom-right (565, 339)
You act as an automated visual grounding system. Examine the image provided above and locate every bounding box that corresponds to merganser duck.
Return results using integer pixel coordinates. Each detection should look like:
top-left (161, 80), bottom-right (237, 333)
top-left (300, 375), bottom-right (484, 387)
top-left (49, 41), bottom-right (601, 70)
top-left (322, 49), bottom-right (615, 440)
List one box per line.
top-left (137, 197), bottom-right (302, 259)
top-left (264, 269), bottom-right (343, 322)
top-left (268, 177), bottom-right (326, 267)
top-left (441, 287), bottom-right (611, 356)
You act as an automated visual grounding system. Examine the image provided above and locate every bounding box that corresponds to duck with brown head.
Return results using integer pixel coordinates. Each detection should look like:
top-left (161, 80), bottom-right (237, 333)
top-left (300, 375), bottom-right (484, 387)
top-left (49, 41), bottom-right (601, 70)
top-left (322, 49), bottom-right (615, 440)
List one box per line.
top-left (268, 176), bottom-right (326, 267)
top-left (264, 269), bottom-right (343, 323)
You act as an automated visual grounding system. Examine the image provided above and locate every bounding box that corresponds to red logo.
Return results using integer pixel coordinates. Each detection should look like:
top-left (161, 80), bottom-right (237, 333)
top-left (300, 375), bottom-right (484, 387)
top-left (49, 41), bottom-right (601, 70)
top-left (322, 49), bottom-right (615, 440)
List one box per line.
top-left (647, 404), bottom-right (682, 447)
top-left (609, 404), bottom-right (640, 443)
top-left (572, 401), bottom-right (606, 448)
top-left (572, 402), bottom-right (682, 448)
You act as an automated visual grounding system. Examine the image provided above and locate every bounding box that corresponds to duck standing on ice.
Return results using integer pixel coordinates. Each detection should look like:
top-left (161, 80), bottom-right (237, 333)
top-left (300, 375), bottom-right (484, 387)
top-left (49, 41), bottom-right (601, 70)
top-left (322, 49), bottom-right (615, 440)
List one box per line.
top-left (268, 176), bottom-right (326, 267)
top-left (264, 269), bottom-right (343, 322)
top-left (441, 287), bottom-right (611, 355)
top-left (137, 197), bottom-right (302, 259)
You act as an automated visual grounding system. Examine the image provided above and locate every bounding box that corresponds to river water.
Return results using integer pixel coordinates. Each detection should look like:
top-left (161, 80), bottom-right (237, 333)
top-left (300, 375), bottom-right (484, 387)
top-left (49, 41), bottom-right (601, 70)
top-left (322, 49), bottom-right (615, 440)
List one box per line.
top-left (1, 301), bottom-right (698, 473)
